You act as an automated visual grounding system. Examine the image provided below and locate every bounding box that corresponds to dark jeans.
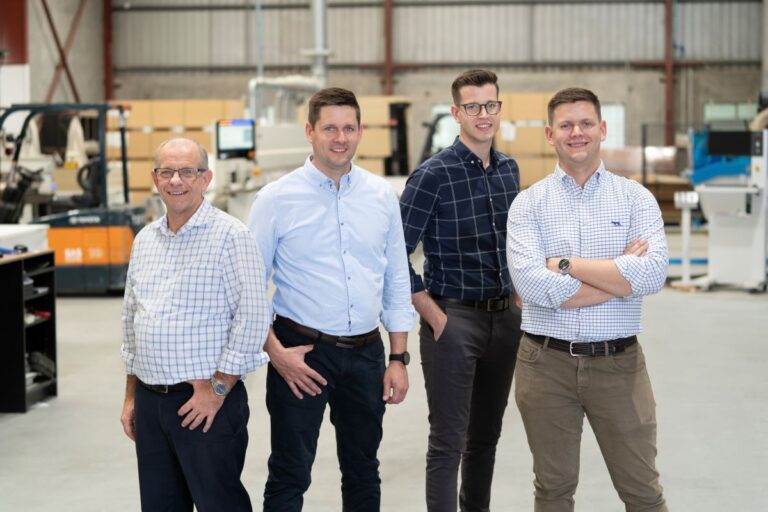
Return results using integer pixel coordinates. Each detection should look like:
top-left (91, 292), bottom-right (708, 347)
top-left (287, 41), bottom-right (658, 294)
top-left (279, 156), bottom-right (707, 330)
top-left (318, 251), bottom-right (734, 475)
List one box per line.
top-left (263, 319), bottom-right (386, 512)
top-left (420, 303), bottom-right (522, 512)
top-left (134, 380), bottom-right (251, 512)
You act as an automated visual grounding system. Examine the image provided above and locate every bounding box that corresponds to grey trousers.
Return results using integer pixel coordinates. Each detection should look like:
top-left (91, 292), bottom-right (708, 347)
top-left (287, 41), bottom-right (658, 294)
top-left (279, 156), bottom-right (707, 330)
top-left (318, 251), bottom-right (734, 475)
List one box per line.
top-left (420, 302), bottom-right (522, 512)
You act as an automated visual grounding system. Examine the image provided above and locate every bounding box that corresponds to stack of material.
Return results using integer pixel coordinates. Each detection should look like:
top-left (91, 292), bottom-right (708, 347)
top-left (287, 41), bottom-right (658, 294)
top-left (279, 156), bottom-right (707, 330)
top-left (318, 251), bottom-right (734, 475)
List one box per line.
top-left (494, 92), bottom-right (557, 189)
top-left (355, 96), bottom-right (410, 176)
top-left (106, 99), bottom-right (245, 205)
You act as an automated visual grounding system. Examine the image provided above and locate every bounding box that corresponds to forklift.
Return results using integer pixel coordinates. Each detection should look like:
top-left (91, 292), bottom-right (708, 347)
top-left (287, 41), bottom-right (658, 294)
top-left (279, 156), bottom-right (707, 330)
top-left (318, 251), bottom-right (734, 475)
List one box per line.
top-left (0, 103), bottom-right (146, 294)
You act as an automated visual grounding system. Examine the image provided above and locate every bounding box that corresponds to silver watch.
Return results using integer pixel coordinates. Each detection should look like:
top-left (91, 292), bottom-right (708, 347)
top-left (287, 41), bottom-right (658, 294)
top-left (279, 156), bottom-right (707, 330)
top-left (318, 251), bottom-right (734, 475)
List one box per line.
top-left (210, 377), bottom-right (231, 397)
top-left (558, 258), bottom-right (572, 275)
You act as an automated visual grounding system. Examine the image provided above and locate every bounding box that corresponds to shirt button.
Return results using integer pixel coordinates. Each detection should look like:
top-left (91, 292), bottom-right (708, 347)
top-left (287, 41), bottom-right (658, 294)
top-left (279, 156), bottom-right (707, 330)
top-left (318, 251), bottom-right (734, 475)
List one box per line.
top-left (341, 222), bottom-right (345, 226)
top-left (348, 276), bottom-right (351, 280)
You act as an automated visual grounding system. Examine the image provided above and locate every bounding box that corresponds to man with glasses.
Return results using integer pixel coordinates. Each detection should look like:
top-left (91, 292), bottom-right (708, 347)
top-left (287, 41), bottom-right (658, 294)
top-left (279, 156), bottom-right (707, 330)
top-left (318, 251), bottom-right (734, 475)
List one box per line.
top-left (507, 88), bottom-right (668, 511)
top-left (120, 137), bottom-right (270, 511)
top-left (248, 87), bottom-right (415, 511)
top-left (400, 69), bottom-right (522, 511)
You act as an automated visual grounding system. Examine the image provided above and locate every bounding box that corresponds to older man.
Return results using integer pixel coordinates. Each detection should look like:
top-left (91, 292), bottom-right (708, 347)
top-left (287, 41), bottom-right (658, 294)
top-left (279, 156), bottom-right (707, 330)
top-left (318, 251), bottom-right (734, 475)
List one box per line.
top-left (120, 137), bottom-right (270, 512)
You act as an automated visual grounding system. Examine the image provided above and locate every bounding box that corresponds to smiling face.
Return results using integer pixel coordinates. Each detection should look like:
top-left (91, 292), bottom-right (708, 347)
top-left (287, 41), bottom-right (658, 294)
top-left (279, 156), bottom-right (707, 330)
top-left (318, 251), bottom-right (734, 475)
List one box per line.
top-left (305, 105), bottom-right (362, 179)
top-left (152, 138), bottom-right (212, 232)
top-left (545, 100), bottom-right (606, 177)
top-left (451, 82), bottom-right (500, 155)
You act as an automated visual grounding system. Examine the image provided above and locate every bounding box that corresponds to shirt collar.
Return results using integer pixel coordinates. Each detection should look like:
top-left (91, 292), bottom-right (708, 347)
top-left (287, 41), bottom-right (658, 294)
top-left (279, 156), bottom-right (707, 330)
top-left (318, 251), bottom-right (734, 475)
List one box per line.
top-left (155, 197), bottom-right (213, 237)
top-left (450, 136), bottom-right (504, 170)
top-left (555, 160), bottom-right (606, 188)
top-left (301, 156), bottom-right (356, 192)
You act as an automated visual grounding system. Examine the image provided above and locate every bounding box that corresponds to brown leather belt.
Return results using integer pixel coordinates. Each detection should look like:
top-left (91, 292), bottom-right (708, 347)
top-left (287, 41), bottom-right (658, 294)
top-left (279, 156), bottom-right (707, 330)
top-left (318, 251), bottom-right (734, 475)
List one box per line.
top-left (430, 293), bottom-right (510, 312)
top-left (275, 315), bottom-right (381, 349)
top-left (139, 380), bottom-right (193, 394)
top-left (525, 332), bottom-right (637, 357)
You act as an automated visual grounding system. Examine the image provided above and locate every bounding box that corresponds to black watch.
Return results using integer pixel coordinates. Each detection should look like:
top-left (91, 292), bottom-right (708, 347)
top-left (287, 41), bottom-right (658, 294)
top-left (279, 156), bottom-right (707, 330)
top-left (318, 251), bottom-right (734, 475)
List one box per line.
top-left (389, 351), bottom-right (410, 366)
top-left (558, 258), bottom-right (571, 275)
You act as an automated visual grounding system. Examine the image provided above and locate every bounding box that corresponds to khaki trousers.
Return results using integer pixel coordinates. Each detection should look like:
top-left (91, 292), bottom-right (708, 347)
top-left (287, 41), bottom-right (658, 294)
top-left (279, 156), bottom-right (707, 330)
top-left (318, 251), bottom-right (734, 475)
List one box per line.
top-left (515, 334), bottom-right (667, 512)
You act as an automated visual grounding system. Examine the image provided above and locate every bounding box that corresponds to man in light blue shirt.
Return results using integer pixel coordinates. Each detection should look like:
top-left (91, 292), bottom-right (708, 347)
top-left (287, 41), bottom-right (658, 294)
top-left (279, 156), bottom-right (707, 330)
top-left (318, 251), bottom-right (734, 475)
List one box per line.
top-left (507, 88), bottom-right (668, 511)
top-left (248, 87), bottom-right (415, 511)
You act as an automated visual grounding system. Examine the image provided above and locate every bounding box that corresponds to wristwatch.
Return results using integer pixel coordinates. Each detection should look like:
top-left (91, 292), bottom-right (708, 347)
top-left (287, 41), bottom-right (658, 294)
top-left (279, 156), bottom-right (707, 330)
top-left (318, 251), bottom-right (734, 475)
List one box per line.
top-left (389, 351), bottom-right (410, 366)
top-left (210, 377), bottom-right (231, 397)
top-left (558, 258), bottom-right (572, 275)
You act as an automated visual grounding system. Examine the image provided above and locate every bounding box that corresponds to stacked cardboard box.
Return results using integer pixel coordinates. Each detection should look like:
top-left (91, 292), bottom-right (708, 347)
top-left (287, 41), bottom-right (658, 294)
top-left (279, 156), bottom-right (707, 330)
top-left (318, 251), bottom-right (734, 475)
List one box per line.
top-left (494, 92), bottom-right (557, 189)
top-left (106, 99), bottom-right (245, 205)
top-left (355, 96), bottom-right (410, 176)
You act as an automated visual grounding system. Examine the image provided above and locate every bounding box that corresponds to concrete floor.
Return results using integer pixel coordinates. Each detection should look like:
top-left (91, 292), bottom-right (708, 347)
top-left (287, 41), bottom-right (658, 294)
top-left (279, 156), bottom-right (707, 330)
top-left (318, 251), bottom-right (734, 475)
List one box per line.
top-left (2, 250), bottom-right (768, 511)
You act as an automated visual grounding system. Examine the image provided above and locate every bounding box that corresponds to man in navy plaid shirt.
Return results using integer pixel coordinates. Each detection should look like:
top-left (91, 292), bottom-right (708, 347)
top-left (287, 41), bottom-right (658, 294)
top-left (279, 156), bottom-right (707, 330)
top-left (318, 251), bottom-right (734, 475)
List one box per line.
top-left (400, 69), bottom-right (523, 511)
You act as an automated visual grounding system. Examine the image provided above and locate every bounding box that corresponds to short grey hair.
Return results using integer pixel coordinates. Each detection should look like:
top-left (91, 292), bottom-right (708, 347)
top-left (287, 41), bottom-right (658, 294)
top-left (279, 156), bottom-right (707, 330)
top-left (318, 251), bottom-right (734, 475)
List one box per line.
top-left (153, 137), bottom-right (208, 169)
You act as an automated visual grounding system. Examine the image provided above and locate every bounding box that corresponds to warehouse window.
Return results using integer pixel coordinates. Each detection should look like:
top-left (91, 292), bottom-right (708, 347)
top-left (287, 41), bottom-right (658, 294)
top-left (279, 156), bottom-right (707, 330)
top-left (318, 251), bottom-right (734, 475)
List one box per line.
top-left (601, 104), bottom-right (625, 149)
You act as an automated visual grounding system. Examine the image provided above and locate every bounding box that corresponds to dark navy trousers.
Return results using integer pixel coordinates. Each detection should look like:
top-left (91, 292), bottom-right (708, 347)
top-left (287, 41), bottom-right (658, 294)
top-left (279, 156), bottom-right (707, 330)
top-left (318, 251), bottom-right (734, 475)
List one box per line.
top-left (134, 380), bottom-right (251, 512)
top-left (263, 319), bottom-right (386, 512)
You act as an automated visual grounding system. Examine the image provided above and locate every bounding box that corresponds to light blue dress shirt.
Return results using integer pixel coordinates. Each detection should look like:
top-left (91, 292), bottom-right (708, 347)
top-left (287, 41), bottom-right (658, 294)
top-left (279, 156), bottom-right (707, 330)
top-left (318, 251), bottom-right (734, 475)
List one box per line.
top-left (507, 162), bottom-right (669, 342)
top-left (248, 157), bottom-right (416, 336)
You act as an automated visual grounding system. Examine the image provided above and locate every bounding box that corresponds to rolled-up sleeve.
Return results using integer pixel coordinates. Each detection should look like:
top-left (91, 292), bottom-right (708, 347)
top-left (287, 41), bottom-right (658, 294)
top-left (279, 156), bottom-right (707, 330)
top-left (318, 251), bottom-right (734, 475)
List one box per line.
top-left (218, 229), bottom-right (271, 375)
top-left (613, 185), bottom-right (669, 296)
top-left (399, 168), bottom-right (439, 294)
top-left (382, 190), bottom-right (417, 332)
top-left (507, 191), bottom-right (581, 309)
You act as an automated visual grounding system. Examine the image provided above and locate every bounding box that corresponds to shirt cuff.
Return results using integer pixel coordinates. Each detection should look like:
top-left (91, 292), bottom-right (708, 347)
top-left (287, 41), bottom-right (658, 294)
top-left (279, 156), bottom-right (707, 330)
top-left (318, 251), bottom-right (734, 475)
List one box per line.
top-left (547, 275), bottom-right (582, 308)
top-left (217, 346), bottom-right (270, 376)
top-left (381, 307), bottom-right (417, 334)
top-left (614, 255), bottom-right (640, 294)
top-left (121, 345), bottom-right (136, 374)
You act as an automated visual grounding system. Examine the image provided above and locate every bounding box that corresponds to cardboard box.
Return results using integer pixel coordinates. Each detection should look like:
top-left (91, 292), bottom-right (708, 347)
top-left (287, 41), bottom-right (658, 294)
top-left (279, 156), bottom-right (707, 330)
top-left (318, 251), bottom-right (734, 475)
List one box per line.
top-left (125, 131), bottom-right (153, 159)
top-left (358, 96), bottom-right (410, 126)
top-left (127, 160), bottom-right (155, 190)
top-left (356, 157), bottom-right (386, 176)
top-left (108, 100), bottom-right (153, 130)
top-left (152, 100), bottom-right (185, 129)
top-left (357, 127), bottom-right (392, 158)
top-left (183, 130), bottom-right (214, 153)
top-left (502, 93), bottom-right (551, 122)
top-left (184, 100), bottom-right (224, 129)
top-left (515, 156), bottom-right (557, 189)
top-left (150, 130), bottom-right (178, 153)
top-left (496, 125), bottom-right (545, 155)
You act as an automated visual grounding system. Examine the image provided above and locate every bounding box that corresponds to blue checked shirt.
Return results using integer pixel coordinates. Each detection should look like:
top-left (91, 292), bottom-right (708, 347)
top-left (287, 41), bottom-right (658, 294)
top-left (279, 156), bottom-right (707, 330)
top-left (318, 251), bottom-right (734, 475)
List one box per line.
top-left (248, 157), bottom-right (415, 336)
top-left (121, 199), bottom-right (270, 384)
top-left (400, 138), bottom-right (520, 300)
top-left (507, 163), bottom-right (668, 342)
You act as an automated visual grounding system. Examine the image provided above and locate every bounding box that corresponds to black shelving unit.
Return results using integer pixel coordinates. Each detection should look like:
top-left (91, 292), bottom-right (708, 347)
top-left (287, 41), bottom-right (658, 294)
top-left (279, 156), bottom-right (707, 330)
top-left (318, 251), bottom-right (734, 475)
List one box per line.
top-left (0, 250), bottom-right (58, 412)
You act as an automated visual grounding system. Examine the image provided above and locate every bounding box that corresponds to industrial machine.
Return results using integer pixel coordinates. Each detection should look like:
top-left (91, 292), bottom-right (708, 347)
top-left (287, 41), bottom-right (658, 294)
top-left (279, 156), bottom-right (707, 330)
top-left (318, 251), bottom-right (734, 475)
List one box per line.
top-left (689, 128), bottom-right (767, 291)
top-left (0, 103), bottom-right (146, 294)
top-left (209, 118), bottom-right (260, 222)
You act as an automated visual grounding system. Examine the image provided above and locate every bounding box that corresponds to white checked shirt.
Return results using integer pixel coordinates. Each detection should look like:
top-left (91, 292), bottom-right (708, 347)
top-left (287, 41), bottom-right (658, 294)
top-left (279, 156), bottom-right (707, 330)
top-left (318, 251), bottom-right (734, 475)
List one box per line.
top-left (122, 199), bottom-right (270, 384)
top-left (506, 162), bottom-right (668, 342)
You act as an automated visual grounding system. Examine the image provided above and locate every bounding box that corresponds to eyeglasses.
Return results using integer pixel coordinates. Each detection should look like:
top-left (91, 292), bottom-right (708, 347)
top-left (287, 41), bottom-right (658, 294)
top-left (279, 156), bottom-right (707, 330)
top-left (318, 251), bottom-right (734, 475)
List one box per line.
top-left (153, 167), bottom-right (207, 181)
top-left (459, 101), bottom-right (502, 116)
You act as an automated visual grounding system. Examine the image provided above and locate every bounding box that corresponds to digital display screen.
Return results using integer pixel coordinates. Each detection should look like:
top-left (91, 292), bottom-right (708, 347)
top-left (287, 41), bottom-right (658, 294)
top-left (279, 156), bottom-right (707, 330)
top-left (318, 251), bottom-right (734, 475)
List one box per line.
top-left (707, 131), bottom-right (752, 156)
top-left (216, 119), bottom-right (255, 158)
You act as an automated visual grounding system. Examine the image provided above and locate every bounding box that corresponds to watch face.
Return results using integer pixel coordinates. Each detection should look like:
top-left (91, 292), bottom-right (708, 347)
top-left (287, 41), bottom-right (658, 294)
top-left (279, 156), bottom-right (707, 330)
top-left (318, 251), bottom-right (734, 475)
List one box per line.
top-left (390, 351), bottom-right (410, 365)
top-left (402, 351), bottom-right (411, 365)
top-left (211, 380), bottom-right (229, 396)
top-left (558, 258), bottom-right (570, 273)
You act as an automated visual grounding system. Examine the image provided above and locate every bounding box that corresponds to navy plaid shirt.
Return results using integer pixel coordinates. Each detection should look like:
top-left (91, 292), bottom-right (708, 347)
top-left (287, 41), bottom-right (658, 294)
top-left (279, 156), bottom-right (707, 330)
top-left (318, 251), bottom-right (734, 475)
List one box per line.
top-left (400, 138), bottom-right (520, 300)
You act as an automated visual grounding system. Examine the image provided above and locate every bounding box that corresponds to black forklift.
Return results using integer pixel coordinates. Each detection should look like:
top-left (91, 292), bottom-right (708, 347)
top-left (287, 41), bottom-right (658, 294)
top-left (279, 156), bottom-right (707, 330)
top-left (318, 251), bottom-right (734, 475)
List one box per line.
top-left (0, 103), bottom-right (146, 293)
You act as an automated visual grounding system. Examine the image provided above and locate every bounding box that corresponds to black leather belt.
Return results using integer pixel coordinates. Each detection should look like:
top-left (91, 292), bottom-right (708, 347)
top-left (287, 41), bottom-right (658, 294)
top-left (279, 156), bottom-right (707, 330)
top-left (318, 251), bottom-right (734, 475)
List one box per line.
top-left (430, 293), bottom-right (510, 312)
top-left (275, 315), bottom-right (381, 349)
top-left (525, 332), bottom-right (637, 357)
top-left (138, 379), bottom-right (193, 394)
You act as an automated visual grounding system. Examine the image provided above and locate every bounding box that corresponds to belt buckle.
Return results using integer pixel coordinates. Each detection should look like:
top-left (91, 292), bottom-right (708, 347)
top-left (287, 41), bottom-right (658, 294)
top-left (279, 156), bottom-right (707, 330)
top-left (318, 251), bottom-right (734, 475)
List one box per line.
top-left (569, 342), bottom-right (589, 357)
top-left (156, 384), bottom-right (170, 393)
top-left (486, 298), bottom-right (506, 312)
top-left (335, 336), bottom-right (358, 349)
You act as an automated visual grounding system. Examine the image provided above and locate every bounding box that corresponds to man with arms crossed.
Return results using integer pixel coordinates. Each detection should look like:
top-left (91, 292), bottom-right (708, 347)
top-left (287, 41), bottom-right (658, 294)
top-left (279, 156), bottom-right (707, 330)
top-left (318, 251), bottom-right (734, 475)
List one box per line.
top-left (248, 87), bottom-right (415, 511)
top-left (507, 87), bottom-right (668, 511)
top-left (400, 69), bottom-right (522, 512)
top-left (121, 137), bottom-right (270, 511)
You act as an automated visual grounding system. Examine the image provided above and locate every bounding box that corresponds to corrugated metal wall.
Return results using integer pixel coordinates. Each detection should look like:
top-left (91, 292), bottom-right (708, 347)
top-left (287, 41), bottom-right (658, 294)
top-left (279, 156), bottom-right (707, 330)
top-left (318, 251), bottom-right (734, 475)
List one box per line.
top-left (113, 1), bottom-right (761, 71)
